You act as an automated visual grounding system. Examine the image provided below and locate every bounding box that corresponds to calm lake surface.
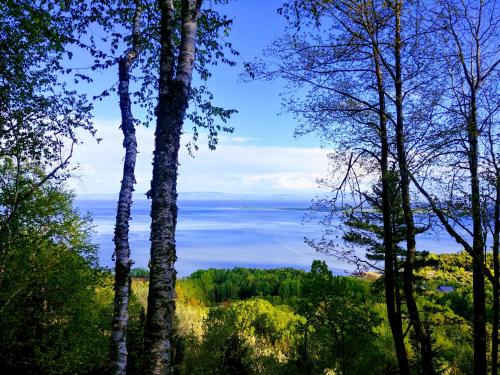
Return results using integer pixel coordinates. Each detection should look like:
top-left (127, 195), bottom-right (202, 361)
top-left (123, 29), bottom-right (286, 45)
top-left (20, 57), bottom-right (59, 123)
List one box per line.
top-left (76, 198), bottom-right (463, 277)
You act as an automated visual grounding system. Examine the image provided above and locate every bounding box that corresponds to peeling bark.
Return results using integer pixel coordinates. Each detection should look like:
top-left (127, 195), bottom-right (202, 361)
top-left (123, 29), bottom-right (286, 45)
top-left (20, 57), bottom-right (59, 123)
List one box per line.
top-left (143, 1), bottom-right (201, 373)
top-left (109, 2), bottom-right (142, 374)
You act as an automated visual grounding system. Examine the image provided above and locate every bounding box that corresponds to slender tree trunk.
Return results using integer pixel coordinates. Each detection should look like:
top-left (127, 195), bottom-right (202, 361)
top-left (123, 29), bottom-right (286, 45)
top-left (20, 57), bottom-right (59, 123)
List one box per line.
top-left (110, 3), bottom-right (142, 374)
top-left (468, 91), bottom-right (487, 375)
top-left (374, 45), bottom-right (411, 375)
top-left (441, 4), bottom-right (490, 370)
top-left (410, 165), bottom-right (498, 372)
top-left (143, 1), bottom-right (200, 373)
top-left (391, 2), bottom-right (434, 373)
top-left (492, 171), bottom-right (500, 375)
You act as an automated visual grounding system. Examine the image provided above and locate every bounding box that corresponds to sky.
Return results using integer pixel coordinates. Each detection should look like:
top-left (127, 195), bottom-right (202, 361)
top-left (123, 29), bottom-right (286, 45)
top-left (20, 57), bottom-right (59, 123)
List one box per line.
top-left (69, 0), bottom-right (331, 197)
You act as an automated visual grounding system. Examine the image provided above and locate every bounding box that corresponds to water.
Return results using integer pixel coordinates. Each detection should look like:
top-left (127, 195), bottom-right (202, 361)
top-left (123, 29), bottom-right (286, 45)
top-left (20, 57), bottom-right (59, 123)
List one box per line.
top-left (76, 198), bottom-right (465, 277)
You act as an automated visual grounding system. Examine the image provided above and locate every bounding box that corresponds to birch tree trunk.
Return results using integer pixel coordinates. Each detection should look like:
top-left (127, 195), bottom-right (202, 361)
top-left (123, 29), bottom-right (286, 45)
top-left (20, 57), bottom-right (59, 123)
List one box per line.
top-left (109, 3), bottom-right (142, 374)
top-left (143, 1), bottom-right (201, 373)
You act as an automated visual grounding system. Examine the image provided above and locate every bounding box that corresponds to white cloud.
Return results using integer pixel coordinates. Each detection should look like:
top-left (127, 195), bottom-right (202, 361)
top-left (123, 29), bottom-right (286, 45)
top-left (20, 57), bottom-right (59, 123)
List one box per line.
top-left (242, 173), bottom-right (319, 191)
top-left (69, 121), bottom-right (330, 196)
top-left (226, 136), bottom-right (261, 143)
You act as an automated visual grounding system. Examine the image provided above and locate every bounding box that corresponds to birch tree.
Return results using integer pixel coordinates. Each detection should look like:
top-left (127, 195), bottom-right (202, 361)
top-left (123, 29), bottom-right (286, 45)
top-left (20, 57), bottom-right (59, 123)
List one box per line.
top-left (109, 1), bottom-right (143, 373)
top-left (143, 0), bottom-right (237, 373)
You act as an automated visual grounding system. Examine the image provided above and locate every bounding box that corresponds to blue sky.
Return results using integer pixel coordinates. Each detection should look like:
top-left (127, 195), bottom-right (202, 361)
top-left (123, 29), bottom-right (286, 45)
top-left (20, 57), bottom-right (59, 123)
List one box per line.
top-left (70, 0), bottom-right (330, 197)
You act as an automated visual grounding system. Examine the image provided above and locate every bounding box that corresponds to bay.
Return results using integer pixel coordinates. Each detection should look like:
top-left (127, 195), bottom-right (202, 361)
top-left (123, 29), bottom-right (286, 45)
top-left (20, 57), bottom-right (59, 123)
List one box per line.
top-left (76, 197), bottom-right (464, 277)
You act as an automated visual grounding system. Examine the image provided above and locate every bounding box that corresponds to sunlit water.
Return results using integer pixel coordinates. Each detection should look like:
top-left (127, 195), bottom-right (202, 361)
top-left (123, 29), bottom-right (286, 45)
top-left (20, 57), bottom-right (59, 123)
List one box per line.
top-left (76, 198), bottom-right (465, 277)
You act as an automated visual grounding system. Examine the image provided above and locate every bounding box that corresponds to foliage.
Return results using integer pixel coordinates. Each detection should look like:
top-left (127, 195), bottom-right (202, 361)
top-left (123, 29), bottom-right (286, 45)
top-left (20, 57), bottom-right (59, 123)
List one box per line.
top-left (297, 261), bottom-right (391, 375)
top-left (0, 240), bottom-right (482, 375)
top-left (0, 179), bottom-right (109, 374)
top-left (415, 252), bottom-right (477, 373)
top-left (0, 2), bottom-right (96, 266)
top-left (177, 267), bottom-right (306, 306)
top-left (181, 299), bottom-right (305, 375)
top-left (169, 257), bottom-right (479, 375)
top-left (0, 1), bottom-right (95, 180)
top-left (130, 267), bottom-right (150, 278)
